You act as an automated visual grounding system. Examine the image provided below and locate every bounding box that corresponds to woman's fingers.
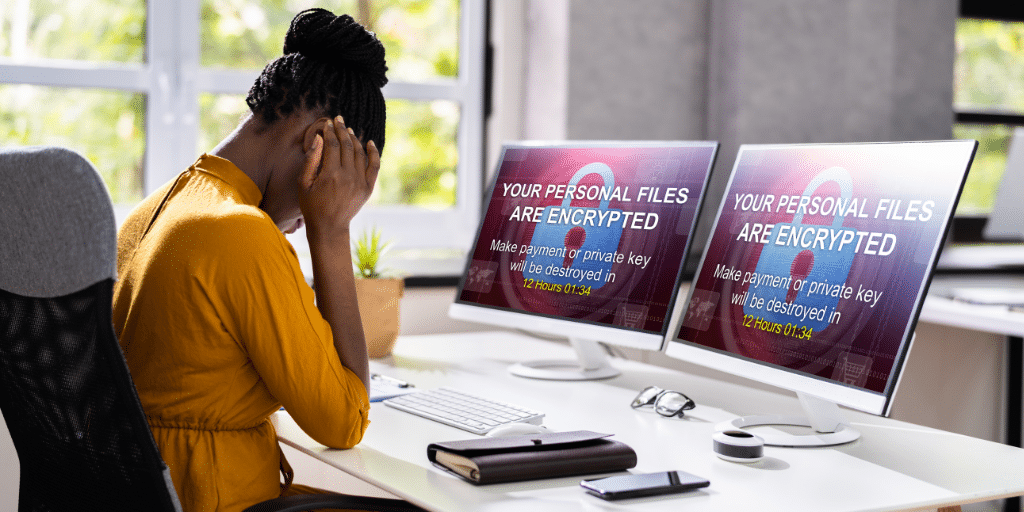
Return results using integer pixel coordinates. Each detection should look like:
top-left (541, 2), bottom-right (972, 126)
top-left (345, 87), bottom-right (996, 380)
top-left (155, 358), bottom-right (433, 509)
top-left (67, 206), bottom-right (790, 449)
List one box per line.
top-left (345, 126), bottom-right (367, 175)
top-left (301, 133), bottom-right (324, 190)
top-left (365, 140), bottom-right (381, 189)
top-left (336, 115), bottom-right (375, 191)
top-left (335, 116), bottom-right (355, 176)
top-left (319, 119), bottom-right (341, 186)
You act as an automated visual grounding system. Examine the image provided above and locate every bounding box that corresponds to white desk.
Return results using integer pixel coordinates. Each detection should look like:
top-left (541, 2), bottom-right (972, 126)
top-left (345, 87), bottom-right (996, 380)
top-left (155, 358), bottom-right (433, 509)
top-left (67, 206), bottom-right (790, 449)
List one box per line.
top-left (274, 332), bottom-right (1024, 512)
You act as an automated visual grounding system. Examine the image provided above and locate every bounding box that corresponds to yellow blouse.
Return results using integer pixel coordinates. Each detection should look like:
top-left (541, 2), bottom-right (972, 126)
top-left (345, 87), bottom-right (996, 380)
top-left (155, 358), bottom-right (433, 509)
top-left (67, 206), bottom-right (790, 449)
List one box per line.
top-left (112, 154), bottom-right (369, 512)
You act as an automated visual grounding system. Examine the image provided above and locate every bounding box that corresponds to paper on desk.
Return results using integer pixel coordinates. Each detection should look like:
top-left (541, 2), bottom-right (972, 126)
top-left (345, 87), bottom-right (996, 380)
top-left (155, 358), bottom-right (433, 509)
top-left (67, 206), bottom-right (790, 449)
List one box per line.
top-left (370, 379), bottom-right (417, 402)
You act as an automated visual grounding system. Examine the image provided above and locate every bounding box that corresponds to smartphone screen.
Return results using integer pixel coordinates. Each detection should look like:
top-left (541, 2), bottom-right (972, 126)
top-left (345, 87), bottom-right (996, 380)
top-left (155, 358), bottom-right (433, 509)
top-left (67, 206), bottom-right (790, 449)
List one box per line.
top-left (580, 471), bottom-right (709, 500)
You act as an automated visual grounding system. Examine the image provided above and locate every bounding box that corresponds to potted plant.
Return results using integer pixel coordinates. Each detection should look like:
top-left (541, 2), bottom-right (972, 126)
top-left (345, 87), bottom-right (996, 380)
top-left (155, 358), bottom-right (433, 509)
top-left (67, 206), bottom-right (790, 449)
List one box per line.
top-left (352, 227), bottom-right (404, 358)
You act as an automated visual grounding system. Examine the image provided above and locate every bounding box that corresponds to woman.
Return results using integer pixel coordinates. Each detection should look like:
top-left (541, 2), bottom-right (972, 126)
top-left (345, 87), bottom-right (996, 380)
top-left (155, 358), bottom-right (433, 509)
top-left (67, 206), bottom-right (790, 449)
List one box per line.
top-left (112, 9), bottom-right (386, 511)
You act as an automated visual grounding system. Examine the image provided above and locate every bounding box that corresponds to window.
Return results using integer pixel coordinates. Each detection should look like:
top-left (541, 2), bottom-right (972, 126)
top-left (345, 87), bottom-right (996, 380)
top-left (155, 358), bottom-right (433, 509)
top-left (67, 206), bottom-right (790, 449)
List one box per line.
top-left (0, 0), bottom-right (147, 205)
top-left (953, 5), bottom-right (1024, 241)
top-left (1, 0), bottom-right (485, 256)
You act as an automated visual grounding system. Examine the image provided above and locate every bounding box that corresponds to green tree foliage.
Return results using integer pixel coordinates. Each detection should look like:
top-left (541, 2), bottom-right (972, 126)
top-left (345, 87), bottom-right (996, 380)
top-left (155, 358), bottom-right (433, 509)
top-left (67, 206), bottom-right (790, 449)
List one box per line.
top-left (200, 0), bottom-right (459, 81)
top-left (0, 0), bottom-right (146, 204)
top-left (955, 19), bottom-right (1024, 111)
top-left (0, 0), bottom-right (145, 62)
top-left (954, 19), bottom-right (1024, 215)
top-left (378, 99), bottom-right (458, 208)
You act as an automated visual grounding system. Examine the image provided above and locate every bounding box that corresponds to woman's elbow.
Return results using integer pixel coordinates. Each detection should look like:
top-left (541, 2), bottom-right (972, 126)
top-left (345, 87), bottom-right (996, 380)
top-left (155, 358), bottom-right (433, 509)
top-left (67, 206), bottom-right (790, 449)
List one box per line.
top-left (314, 404), bottom-right (370, 449)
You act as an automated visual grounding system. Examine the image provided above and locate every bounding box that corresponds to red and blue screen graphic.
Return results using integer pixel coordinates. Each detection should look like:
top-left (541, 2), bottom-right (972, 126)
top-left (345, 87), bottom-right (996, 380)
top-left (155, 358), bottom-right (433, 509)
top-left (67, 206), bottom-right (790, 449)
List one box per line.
top-left (676, 142), bottom-right (975, 394)
top-left (458, 143), bottom-right (717, 334)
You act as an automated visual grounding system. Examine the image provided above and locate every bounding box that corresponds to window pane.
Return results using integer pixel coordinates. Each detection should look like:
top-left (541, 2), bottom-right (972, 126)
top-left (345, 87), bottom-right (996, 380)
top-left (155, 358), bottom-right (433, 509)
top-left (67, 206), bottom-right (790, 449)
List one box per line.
top-left (953, 123), bottom-right (1012, 215)
top-left (198, 93), bottom-right (250, 154)
top-left (200, 0), bottom-right (459, 81)
top-left (0, 0), bottom-right (145, 62)
top-left (0, 85), bottom-right (146, 204)
top-left (374, 0), bottom-right (460, 80)
top-left (955, 19), bottom-right (1024, 113)
top-left (375, 99), bottom-right (458, 208)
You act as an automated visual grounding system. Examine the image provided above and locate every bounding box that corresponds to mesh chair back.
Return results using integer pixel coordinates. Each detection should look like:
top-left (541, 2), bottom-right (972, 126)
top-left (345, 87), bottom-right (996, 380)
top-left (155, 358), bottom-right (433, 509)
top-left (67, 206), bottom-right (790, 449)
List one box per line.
top-left (0, 147), bottom-right (182, 511)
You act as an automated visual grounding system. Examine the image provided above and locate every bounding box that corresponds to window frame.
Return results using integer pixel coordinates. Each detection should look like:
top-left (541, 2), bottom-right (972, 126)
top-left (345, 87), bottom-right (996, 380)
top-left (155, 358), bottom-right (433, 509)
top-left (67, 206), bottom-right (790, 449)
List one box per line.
top-left (0, 0), bottom-right (486, 253)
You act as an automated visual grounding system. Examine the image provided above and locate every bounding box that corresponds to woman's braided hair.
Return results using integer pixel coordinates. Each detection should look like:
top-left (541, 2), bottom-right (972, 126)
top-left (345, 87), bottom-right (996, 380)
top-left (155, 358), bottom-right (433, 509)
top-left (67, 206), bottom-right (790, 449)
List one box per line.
top-left (247, 8), bottom-right (388, 152)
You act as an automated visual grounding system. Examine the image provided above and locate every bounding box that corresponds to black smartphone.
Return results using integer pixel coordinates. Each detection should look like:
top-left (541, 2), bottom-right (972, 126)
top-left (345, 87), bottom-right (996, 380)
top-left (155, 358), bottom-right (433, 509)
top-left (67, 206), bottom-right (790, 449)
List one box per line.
top-left (580, 470), bottom-right (710, 500)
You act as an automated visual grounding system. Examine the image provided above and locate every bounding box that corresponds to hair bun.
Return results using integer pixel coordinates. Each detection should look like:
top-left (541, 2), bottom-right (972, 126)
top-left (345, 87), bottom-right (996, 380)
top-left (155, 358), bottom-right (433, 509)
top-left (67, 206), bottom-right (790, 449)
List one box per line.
top-left (284, 8), bottom-right (388, 88)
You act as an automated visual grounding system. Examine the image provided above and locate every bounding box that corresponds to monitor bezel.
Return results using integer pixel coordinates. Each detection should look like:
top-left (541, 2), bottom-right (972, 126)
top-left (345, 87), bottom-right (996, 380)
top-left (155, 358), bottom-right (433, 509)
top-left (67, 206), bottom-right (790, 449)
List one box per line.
top-left (452, 140), bottom-right (720, 352)
top-left (664, 140), bottom-right (977, 416)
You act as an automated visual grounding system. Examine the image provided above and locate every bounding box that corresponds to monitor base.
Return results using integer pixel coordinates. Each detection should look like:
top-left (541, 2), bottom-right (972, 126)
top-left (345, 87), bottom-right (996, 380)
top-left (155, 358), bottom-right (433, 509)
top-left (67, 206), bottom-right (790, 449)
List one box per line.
top-left (508, 338), bottom-right (621, 381)
top-left (715, 392), bottom-right (861, 447)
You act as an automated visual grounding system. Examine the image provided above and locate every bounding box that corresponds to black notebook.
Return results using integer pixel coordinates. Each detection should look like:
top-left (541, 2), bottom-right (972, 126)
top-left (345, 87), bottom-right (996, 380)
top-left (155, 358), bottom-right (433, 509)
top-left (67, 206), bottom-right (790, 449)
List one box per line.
top-left (427, 430), bottom-right (637, 484)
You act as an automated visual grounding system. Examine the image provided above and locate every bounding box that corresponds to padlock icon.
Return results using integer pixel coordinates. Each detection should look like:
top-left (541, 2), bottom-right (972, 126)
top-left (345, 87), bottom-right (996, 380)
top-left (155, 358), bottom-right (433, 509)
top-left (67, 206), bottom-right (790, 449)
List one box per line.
top-left (743, 166), bottom-right (856, 332)
top-left (523, 162), bottom-right (623, 289)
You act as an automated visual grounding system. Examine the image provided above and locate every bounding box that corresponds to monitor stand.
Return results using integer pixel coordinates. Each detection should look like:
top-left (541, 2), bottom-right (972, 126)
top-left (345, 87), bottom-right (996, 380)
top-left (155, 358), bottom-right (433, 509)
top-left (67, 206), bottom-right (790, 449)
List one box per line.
top-left (509, 337), bottom-right (620, 381)
top-left (716, 393), bottom-right (861, 447)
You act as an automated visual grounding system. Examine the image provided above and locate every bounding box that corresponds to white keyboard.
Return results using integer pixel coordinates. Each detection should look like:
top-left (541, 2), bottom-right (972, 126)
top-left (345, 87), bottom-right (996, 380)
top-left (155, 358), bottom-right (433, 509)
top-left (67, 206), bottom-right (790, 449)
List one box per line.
top-left (383, 387), bottom-right (545, 435)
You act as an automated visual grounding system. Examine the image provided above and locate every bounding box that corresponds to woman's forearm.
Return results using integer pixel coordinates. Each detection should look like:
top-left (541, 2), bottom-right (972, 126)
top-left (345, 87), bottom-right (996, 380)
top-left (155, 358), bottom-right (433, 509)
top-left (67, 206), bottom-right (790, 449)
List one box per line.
top-left (307, 227), bottom-right (370, 391)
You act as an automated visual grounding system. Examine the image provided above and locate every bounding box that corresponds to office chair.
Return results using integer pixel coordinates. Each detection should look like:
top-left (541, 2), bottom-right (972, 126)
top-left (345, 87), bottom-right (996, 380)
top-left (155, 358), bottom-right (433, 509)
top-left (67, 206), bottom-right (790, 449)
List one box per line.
top-left (0, 146), bottom-right (422, 512)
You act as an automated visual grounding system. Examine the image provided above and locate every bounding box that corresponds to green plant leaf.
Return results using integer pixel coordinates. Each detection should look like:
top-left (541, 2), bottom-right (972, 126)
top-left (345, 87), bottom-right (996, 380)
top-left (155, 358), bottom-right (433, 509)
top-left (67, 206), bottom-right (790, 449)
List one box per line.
top-left (353, 226), bottom-right (394, 279)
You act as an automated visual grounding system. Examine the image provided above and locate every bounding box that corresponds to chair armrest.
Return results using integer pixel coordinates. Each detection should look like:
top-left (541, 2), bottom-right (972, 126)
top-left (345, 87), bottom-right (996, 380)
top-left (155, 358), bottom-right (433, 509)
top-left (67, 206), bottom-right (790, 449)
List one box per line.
top-left (242, 493), bottom-right (426, 512)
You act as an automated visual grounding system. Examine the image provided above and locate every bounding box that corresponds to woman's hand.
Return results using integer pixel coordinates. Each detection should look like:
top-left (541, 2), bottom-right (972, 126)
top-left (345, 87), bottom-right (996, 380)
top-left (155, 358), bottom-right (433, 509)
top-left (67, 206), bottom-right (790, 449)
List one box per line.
top-left (299, 115), bottom-right (381, 243)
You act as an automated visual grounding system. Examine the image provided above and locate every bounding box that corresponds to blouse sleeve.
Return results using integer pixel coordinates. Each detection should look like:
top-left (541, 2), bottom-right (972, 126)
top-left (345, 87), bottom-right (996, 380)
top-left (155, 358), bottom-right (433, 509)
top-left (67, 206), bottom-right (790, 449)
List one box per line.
top-left (206, 214), bottom-right (370, 449)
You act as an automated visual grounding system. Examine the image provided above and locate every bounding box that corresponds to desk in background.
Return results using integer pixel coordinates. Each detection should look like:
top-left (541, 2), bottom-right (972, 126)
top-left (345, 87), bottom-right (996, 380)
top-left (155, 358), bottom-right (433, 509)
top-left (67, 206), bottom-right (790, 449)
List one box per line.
top-left (922, 276), bottom-right (1024, 512)
top-left (923, 275), bottom-right (1024, 448)
top-left (275, 332), bottom-right (1024, 512)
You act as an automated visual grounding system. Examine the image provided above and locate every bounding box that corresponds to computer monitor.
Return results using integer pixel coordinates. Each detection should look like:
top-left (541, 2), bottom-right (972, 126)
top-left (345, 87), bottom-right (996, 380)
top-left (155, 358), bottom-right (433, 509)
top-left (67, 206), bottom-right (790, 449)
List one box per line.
top-left (450, 141), bottom-right (718, 380)
top-left (666, 140), bottom-right (977, 446)
top-left (984, 127), bottom-right (1024, 241)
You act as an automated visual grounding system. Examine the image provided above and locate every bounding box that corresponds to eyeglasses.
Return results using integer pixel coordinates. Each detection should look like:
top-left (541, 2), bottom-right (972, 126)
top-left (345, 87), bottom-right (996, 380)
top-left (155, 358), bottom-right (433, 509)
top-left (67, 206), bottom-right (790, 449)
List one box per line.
top-left (631, 386), bottom-right (696, 418)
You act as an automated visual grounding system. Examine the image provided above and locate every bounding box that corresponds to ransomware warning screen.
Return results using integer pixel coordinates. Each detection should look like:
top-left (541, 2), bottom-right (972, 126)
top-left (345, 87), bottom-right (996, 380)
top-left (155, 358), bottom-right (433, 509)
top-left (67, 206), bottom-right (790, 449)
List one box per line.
top-left (675, 141), bottom-right (976, 394)
top-left (458, 143), bottom-right (717, 335)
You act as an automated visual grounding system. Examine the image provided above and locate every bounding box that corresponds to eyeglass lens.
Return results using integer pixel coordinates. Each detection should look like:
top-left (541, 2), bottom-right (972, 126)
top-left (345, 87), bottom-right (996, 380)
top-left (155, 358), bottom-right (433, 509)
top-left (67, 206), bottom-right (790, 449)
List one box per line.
top-left (654, 391), bottom-right (695, 418)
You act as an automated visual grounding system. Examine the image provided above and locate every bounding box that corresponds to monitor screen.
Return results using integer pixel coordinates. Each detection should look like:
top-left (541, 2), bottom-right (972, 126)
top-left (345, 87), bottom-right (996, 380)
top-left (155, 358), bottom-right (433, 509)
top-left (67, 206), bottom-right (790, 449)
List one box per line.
top-left (453, 141), bottom-right (718, 352)
top-left (667, 141), bottom-right (976, 416)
